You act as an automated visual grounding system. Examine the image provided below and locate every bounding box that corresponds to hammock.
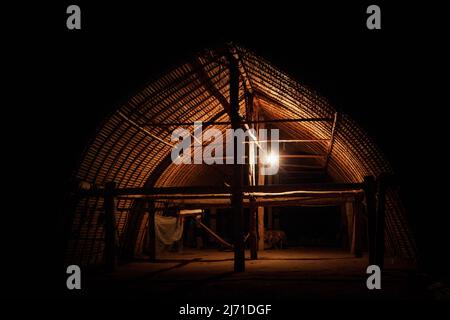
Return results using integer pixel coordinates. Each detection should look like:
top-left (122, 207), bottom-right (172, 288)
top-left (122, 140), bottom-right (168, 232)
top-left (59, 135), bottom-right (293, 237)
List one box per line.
top-left (195, 217), bottom-right (251, 249)
top-left (195, 218), bottom-right (233, 249)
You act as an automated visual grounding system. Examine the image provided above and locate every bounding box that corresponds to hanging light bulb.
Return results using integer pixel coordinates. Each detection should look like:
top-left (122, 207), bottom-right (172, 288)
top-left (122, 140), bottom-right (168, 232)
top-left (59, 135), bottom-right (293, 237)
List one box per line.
top-left (262, 151), bottom-right (279, 167)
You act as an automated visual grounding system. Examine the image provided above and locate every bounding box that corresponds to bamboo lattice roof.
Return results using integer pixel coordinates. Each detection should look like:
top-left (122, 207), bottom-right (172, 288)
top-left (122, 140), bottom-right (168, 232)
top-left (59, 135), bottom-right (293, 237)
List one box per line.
top-left (66, 45), bottom-right (416, 265)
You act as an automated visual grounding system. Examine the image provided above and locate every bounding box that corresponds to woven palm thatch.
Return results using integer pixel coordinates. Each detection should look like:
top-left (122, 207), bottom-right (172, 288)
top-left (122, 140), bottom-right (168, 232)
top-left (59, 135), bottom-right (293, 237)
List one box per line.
top-left (65, 45), bottom-right (416, 266)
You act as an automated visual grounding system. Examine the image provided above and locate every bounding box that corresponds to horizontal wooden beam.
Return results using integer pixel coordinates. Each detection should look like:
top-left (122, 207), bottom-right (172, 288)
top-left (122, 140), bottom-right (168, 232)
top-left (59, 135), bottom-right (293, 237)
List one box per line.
top-left (114, 194), bottom-right (362, 208)
top-left (146, 117), bottom-right (334, 127)
top-left (280, 154), bottom-right (325, 159)
top-left (117, 111), bottom-right (174, 147)
top-left (244, 139), bottom-right (329, 144)
top-left (202, 154), bottom-right (325, 161)
top-left (116, 190), bottom-right (362, 200)
top-left (82, 182), bottom-right (364, 198)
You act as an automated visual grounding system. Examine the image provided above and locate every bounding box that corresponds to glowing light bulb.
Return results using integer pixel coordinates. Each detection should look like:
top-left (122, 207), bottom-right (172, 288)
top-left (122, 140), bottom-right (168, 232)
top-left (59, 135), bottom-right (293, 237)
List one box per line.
top-left (263, 152), bottom-right (279, 166)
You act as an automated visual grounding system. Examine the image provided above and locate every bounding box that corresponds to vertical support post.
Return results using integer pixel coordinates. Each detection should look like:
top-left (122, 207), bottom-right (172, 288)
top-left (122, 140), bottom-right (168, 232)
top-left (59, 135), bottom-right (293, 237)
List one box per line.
top-left (257, 207), bottom-right (265, 251)
top-left (249, 197), bottom-right (258, 260)
top-left (267, 175), bottom-right (273, 230)
top-left (352, 199), bottom-right (363, 257)
top-left (257, 116), bottom-right (265, 251)
top-left (209, 208), bottom-right (217, 248)
top-left (229, 54), bottom-right (245, 272)
top-left (246, 91), bottom-right (257, 260)
top-left (364, 175), bottom-right (377, 265)
top-left (120, 199), bottom-right (146, 263)
top-left (345, 202), bottom-right (353, 248)
top-left (104, 181), bottom-right (117, 272)
top-left (341, 202), bottom-right (352, 250)
top-left (375, 174), bottom-right (387, 269)
top-left (246, 92), bottom-right (257, 187)
top-left (209, 208), bottom-right (217, 233)
top-left (147, 200), bottom-right (156, 262)
top-left (273, 174), bottom-right (280, 230)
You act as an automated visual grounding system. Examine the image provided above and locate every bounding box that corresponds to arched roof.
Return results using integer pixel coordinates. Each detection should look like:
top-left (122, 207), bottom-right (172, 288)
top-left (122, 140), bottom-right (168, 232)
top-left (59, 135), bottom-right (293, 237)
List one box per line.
top-left (66, 45), bottom-right (416, 265)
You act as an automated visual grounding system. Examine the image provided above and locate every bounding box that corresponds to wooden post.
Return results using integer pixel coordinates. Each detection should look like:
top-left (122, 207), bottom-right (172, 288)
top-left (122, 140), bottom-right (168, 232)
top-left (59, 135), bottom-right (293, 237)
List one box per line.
top-left (229, 54), bottom-right (245, 272)
top-left (246, 92), bottom-right (257, 260)
top-left (209, 208), bottom-right (217, 232)
top-left (352, 200), bottom-right (363, 257)
top-left (249, 198), bottom-right (258, 260)
top-left (246, 92), bottom-right (257, 187)
top-left (267, 175), bottom-right (273, 230)
top-left (342, 202), bottom-right (352, 250)
top-left (364, 176), bottom-right (377, 265)
top-left (120, 199), bottom-right (146, 263)
top-left (257, 117), bottom-right (265, 251)
top-left (346, 202), bottom-right (353, 248)
top-left (273, 174), bottom-right (280, 230)
top-left (209, 208), bottom-right (217, 248)
top-left (257, 206), bottom-right (265, 251)
top-left (147, 200), bottom-right (156, 262)
top-left (375, 174), bottom-right (387, 269)
top-left (104, 181), bottom-right (117, 272)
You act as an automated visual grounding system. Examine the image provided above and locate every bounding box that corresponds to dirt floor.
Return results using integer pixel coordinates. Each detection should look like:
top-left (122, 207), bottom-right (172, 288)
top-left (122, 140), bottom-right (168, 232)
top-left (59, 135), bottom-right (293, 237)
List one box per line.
top-left (81, 248), bottom-right (435, 300)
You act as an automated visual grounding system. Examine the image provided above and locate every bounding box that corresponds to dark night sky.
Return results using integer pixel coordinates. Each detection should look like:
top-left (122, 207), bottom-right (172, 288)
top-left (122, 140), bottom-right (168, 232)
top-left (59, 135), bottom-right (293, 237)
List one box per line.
top-left (5, 1), bottom-right (449, 296)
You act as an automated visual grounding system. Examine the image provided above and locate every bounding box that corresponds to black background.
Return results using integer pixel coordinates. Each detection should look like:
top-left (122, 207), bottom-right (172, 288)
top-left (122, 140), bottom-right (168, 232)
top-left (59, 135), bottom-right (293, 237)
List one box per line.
top-left (4, 1), bottom-right (449, 300)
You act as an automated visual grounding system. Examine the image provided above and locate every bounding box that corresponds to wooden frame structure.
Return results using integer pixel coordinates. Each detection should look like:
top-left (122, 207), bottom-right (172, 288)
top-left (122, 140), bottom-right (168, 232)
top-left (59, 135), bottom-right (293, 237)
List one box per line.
top-left (85, 179), bottom-right (392, 272)
top-left (65, 44), bottom-right (416, 272)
